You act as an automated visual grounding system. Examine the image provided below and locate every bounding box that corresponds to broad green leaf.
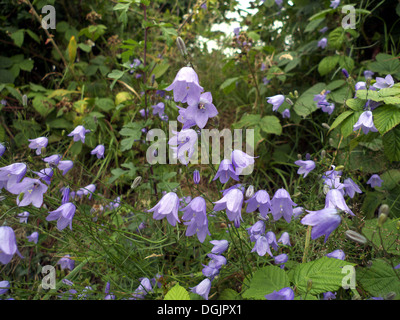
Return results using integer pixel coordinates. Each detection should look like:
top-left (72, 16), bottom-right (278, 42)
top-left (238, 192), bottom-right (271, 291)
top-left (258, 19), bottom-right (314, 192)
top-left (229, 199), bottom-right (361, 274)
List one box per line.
top-left (357, 259), bottom-right (400, 299)
top-left (151, 63), bottom-right (169, 79)
top-left (356, 89), bottom-right (381, 101)
top-left (341, 111), bottom-right (362, 138)
top-left (318, 56), bottom-right (339, 76)
top-left (32, 95), bottom-right (54, 117)
top-left (259, 115), bottom-right (282, 135)
top-left (304, 18), bottom-right (324, 33)
top-left (20, 59), bottom-right (34, 72)
top-left (294, 82), bottom-right (326, 117)
top-left (164, 283), bottom-right (190, 300)
top-left (329, 110), bottom-right (354, 133)
top-left (242, 266), bottom-right (290, 299)
top-left (328, 27), bottom-right (345, 50)
top-left (361, 191), bottom-right (385, 219)
top-left (292, 257), bottom-right (355, 295)
top-left (383, 125), bottom-right (400, 161)
top-left (68, 36), bottom-right (77, 63)
top-left (220, 77), bottom-right (240, 94)
top-left (380, 169), bottom-right (400, 190)
top-left (326, 80), bottom-right (345, 91)
top-left (362, 218), bottom-right (400, 255)
top-left (373, 105), bottom-right (400, 135)
top-left (368, 53), bottom-right (400, 75)
top-left (309, 8), bottom-right (334, 21)
top-left (233, 114), bottom-right (261, 128)
top-left (346, 98), bottom-right (366, 111)
top-left (10, 30), bottom-right (24, 47)
top-left (339, 55), bottom-right (354, 72)
top-left (218, 288), bottom-right (240, 300)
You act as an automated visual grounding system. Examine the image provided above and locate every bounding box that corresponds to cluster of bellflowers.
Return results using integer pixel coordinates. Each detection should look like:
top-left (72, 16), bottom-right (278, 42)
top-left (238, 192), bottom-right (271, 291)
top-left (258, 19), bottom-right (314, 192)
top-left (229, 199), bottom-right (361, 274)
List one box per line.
top-left (0, 125), bottom-right (106, 273)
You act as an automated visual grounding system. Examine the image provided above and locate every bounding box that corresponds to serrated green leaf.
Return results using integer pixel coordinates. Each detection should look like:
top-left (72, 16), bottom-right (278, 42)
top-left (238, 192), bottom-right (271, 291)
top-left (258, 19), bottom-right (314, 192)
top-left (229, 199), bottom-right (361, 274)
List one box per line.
top-left (220, 77), bottom-right (240, 94)
top-left (346, 98), bottom-right (366, 111)
top-left (218, 288), bottom-right (240, 300)
top-left (292, 257), bottom-right (355, 295)
top-left (373, 105), bottom-right (400, 135)
top-left (368, 53), bottom-right (400, 75)
top-left (328, 27), bottom-right (345, 50)
top-left (10, 30), bottom-right (24, 47)
top-left (318, 56), bottom-right (339, 76)
top-left (329, 110), bottom-right (354, 133)
top-left (259, 115), bottom-right (282, 135)
top-left (383, 125), bottom-right (400, 161)
top-left (151, 63), bottom-right (169, 79)
top-left (164, 283), bottom-right (190, 300)
top-left (362, 218), bottom-right (400, 255)
top-left (294, 82), bottom-right (326, 117)
top-left (242, 266), bottom-right (290, 299)
top-left (341, 111), bottom-right (362, 137)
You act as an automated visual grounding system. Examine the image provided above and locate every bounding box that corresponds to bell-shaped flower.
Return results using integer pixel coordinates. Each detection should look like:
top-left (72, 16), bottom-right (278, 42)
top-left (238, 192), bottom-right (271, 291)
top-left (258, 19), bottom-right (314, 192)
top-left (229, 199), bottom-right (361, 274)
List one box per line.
top-left (213, 188), bottom-right (244, 225)
top-left (294, 160), bottom-right (316, 178)
top-left (325, 188), bottom-right (354, 216)
top-left (209, 239), bottom-right (229, 254)
top-left (0, 163), bottom-right (27, 191)
top-left (278, 232), bottom-right (291, 246)
top-left (265, 287), bottom-right (295, 300)
top-left (231, 150), bottom-right (255, 175)
top-left (270, 188), bottom-right (297, 223)
top-left (132, 277), bottom-right (153, 300)
top-left (0, 280), bottom-right (10, 295)
top-left (245, 190), bottom-right (271, 218)
top-left (27, 231), bottom-right (39, 244)
top-left (17, 211), bottom-right (30, 223)
top-left (274, 253), bottom-right (288, 265)
top-left (251, 235), bottom-right (273, 257)
top-left (0, 143), bottom-right (5, 158)
top-left (68, 125), bottom-right (91, 143)
top-left (373, 74), bottom-right (394, 89)
top-left (212, 159), bottom-right (239, 184)
top-left (185, 92), bottom-right (218, 129)
top-left (353, 111), bottom-right (378, 134)
top-left (90, 145), bottom-right (105, 159)
top-left (330, 0), bottom-right (340, 9)
top-left (247, 220), bottom-right (266, 242)
top-left (367, 174), bottom-right (383, 188)
top-left (343, 178), bottom-right (362, 198)
top-left (176, 105), bottom-right (197, 129)
top-left (182, 197), bottom-right (210, 243)
top-left (77, 184), bottom-right (96, 199)
top-left (57, 255), bottom-right (75, 270)
top-left (28, 137), bottom-right (48, 155)
top-left (165, 67), bottom-right (204, 106)
top-left (33, 168), bottom-right (54, 185)
top-left (168, 129), bottom-right (198, 165)
top-left (193, 169), bottom-right (200, 184)
top-left (151, 102), bottom-right (165, 117)
top-left (318, 37), bottom-right (328, 49)
top-left (301, 208), bottom-right (342, 243)
top-left (148, 192), bottom-right (180, 226)
top-left (190, 278), bottom-right (211, 300)
top-left (266, 94), bottom-right (285, 111)
top-left (266, 231), bottom-right (279, 251)
top-left (57, 160), bottom-right (74, 175)
top-left (46, 202), bottom-right (77, 231)
top-left (8, 177), bottom-right (48, 208)
top-left (43, 154), bottom-right (62, 166)
top-left (326, 249), bottom-right (345, 260)
top-left (0, 226), bottom-right (23, 265)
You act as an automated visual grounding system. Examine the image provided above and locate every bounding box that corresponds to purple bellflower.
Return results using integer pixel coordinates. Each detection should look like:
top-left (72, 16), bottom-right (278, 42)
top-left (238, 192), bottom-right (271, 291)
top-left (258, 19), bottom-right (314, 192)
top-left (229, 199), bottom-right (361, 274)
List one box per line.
top-left (301, 208), bottom-right (341, 243)
top-left (278, 232), bottom-right (291, 246)
top-left (0, 226), bottom-right (23, 264)
top-left (57, 255), bottom-right (75, 270)
top-left (247, 220), bottom-right (266, 242)
top-left (282, 108), bottom-right (291, 118)
top-left (343, 178), bottom-right (362, 198)
top-left (8, 177), bottom-right (48, 208)
top-left (57, 160), bottom-right (74, 175)
top-left (193, 169), bottom-right (200, 184)
top-left (68, 125), bottom-right (91, 143)
top-left (0, 143), bottom-right (5, 158)
top-left (231, 150), bottom-right (255, 175)
top-left (209, 239), bottom-right (229, 254)
top-left (152, 102), bottom-right (165, 117)
top-left (325, 188), bottom-right (354, 216)
top-left (270, 188), bottom-right (297, 223)
top-left (323, 292), bottom-right (337, 300)
top-left (294, 160), bottom-right (316, 178)
top-left (213, 188), bottom-right (244, 226)
top-left (165, 67), bottom-right (204, 106)
top-left (367, 174), bottom-right (383, 188)
top-left (46, 202), bottom-right (77, 231)
top-left (330, 0), bottom-right (340, 9)
top-left (43, 154), bottom-right (62, 166)
top-left (33, 168), bottom-right (53, 185)
top-left (0, 280), bottom-right (10, 295)
top-left (213, 159), bottom-right (239, 184)
top-left (0, 163), bottom-right (27, 191)
top-left (266, 94), bottom-right (285, 111)
top-left (168, 129), bottom-right (198, 165)
top-left (27, 231), bottom-right (39, 244)
top-left (318, 37), bottom-right (328, 49)
top-left (373, 74), bottom-right (394, 89)
top-left (353, 111), bottom-right (378, 134)
top-left (245, 190), bottom-right (271, 218)
top-left (190, 278), bottom-right (211, 300)
top-left (326, 249), bottom-right (345, 260)
top-left (148, 192), bottom-right (180, 226)
top-left (364, 70), bottom-right (374, 79)
top-left (185, 92), bottom-right (218, 129)
top-left (265, 287), bottom-right (295, 300)
top-left (28, 137), bottom-right (48, 155)
top-left (17, 211), bottom-right (30, 223)
top-left (182, 196), bottom-right (210, 243)
top-left (91, 145), bottom-right (105, 159)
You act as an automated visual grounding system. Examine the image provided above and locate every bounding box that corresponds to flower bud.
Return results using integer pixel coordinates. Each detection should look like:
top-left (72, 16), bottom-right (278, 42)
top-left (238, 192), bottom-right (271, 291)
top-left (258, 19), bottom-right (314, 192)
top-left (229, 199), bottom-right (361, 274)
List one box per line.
top-left (131, 176), bottom-right (142, 189)
top-left (385, 292), bottom-right (396, 300)
top-left (245, 185), bottom-right (255, 199)
top-left (345, 230), bottom-right (367, 244)
top-left (341, 68), bottom-right (349, 79)
top-left (285, 97), bottom-right (294, 106)
top-left (321, 150), bottom-right (326, 159)
top-left (22, 94), bottom-right (28, 106)
top-left (294, 90), bottom-right (299, 98)
top-left (176, 37), bottom-right (188, 57)
top-left (377, 204), bottom-right (389, 227)
top-left (193, 170), bottom-right (200, 184)
top-left (322, 123), bottom-right (330, 130)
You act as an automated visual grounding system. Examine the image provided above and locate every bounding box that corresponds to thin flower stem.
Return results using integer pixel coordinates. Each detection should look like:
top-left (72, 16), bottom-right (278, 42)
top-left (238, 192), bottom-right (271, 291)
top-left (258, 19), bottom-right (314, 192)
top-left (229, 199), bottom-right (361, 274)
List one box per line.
top-left (302, 225), bottom-right (312, 263)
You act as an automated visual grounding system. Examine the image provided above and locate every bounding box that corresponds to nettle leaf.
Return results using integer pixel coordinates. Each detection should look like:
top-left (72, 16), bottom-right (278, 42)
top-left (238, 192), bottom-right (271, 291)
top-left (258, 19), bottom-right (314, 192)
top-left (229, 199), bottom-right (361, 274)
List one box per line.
top-left (373, 104), bottom-right (400, 135)
top-left (259, 115), bottom-right (282, 135)
top-left (292, 257), bottom-right (355, 295)
top-left (339, 55), bottom-right (354, 72)
top-left (341, 111), bottom-right (362, 138)
top-left (119, 122), bottom-right (144, 151)
top-left (234, 114), bottom-right (261, 128)
top-left (164, 283), bottom-right (190, 300)
top-left (368, 53), bottom-right (400, 75)
top-left (294, 82), bottom-right (326, 117)
top-left (346, 98), bottom-right (366, 111)
top-left (329, 110), bottom-right (354, 133)
top-left (356, 89), bottom-right (381, 102)
top-left (383, 125), bottom-right (400, 161)
top-left (362, 218), bottom-right (400, 255)
top-left (328, 27), bottom-right (345, 50)
top-left (357, 259), bottom-right (400, 299)
top-left (242, 265), bottom-right (290, 300)
top-left (10, 29), bottom-right (24, 47)
top-left (318, 56), bottom-right (339, 76)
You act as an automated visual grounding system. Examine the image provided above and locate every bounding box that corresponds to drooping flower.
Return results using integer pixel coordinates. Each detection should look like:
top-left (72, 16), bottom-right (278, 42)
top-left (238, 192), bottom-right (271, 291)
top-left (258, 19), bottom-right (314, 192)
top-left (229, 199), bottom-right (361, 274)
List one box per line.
top-left (168, 129), bottom-right (198, 165)
top-left (278, 232), bottom-right (291, 246)
top-left (0, 163), bottom-right (27, 191)
top-left (364, 70), bottom-right (374, 79)
top-left (90, 145), bottom-right (105, 159)
top-left (132, 278), bottom-right (153, 300)
top-left (17, 211), bottom-right (30, 223)
top-left (274, 253), bottom-right (288, 266)
top-left (266, 94), bottom-right (285, 112)
top-left (373, 74), bottom-right (394, 89)
top-left (185, 92), bottom-right (218, 129)
top-left (341, 68), bottom-right (349, 78)
top-left (319, 26), bottom-right (328, 33)
top-left (294, 160), bottom-right (316, 178)
top-left (266, 231), bottom-right (279, 251)
top-left (247, 220), bottom-right (266, 242)
top-left (176, 105), bottom-right (196, 129)
top-left (231, 150), bottom-right (255, 175)
top-left (8, 177), bottom-right (48, 208)
top-left (343, 178), bottom-right (362, 198)
top-left (323, 292), bottom-right (337, 300)
top-left (270, 188), bottom-right (297, 223)
top-left (326, 249), bottom-right (345, 260)
top-left (282, 108), bottom-right (291, 118)
top-left (325, 188), bottom-right (354, 216)
top-left (28, 137), bottom-right (48, 155)
top-left (67, 125), bottom-right (91, 143)
top-left (33, 168), bottom-right (54, 185)
top-left (61, 187), bottom-right (71, 204)
top-left (301, 208), bottom-right (342, 243)
top-left (213, 188), bottom-right (244, 226)
top-left (212, 159), bottom-right (239, 184)
top-left (0, 280), bottom-right (10, 295)
top-left (27, 231), bottom-right (39, 244)
top-left (148, 192), bottom-right (180, 226)
top-left (46, 202), bottom-right (77, 231)
top-left (182, 196), bottom-right (210, 243)
top-left (76, 184), bottom-right (96, 199)
top-left (193, 170), bottom-right (200, 184)
top-left (190, 278), bottom-right (211, 300)
top-left (151, 102), bottom-right (165, 117)
top-left (367, 174), bottom-right (383, 188)
top-left (245, 190), bottom-right (271, 218)
top-left (0, 143), bottom-right (5, 158)
top-left (353, 111), bottom-right (378, 134)
top-left (330, 0), bottom-right (340, 9)
top-left (209, 239), bottom-right (229, 254)
top-left (165, 67), bottom-right (204, 106)
top-left (318, 37), bottom-right (328, 49)
top-left (265, 287), bottom-right (295, 300)
top-left (0, 226), bottom-right (23, 265)
top-left (57, 255), bottom-right (75, 270)
top-left (43, 154), bottom-right (62, 166)
top-left (57, 160), bottom-right (74, 175)
top-left (252, 235), bottom-right (273, 257)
